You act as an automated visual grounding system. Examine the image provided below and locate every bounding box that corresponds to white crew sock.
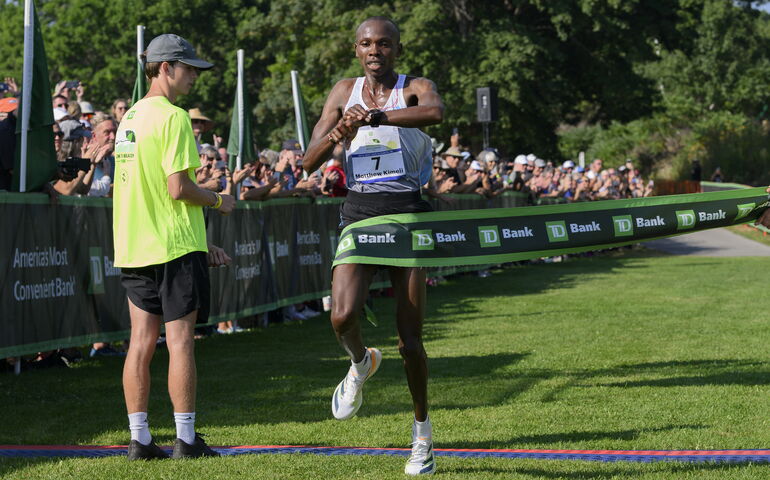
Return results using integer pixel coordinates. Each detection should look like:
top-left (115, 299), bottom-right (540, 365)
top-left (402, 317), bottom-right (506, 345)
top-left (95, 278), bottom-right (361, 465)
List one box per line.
top-left (174, 412), bottom-right (196, 445)
top-left (128, 412), bottom-right (152, 446)
top-left (351, 349), bottom-right (370, 376)
top-left (414, 415), bottom-right (432, 438)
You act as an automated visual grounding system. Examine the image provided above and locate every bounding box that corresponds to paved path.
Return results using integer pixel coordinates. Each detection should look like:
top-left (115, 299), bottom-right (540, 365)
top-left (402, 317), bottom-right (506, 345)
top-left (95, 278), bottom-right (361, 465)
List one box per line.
top-left (645, 227), bottom-right (770, 256)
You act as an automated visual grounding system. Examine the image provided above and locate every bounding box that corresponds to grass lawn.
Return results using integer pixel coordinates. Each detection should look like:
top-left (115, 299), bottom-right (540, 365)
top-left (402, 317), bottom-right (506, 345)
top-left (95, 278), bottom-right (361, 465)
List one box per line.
top-left (2, 249), bottom-right (770, 479)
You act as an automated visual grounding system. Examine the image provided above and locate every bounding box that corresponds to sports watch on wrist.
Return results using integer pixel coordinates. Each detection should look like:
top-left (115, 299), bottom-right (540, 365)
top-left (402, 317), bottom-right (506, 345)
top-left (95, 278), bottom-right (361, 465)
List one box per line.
top-left (368, 109), bottom-right (384, 128)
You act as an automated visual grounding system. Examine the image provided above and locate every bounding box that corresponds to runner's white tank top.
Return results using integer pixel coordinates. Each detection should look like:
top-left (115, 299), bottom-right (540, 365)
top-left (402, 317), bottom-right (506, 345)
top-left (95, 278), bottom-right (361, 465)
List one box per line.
top-left (343, 74), bottom-right (432, 193)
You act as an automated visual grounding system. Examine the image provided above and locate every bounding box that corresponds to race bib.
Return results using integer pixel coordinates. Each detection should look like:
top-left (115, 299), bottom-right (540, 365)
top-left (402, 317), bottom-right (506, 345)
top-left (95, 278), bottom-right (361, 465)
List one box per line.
top-left (347, 126), bottom-right (405, 184)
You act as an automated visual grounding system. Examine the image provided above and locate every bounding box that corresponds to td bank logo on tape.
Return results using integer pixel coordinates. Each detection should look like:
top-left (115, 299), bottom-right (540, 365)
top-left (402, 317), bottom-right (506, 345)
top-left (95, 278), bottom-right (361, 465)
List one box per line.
top-left (612, 215), bottom-right (634, 237)
top-left (412, 230), bottom-right (435, 251)
top-left (478, 226), bottom-right (501, 248)
top-left (335, 235), bottom-right (356, 255)
top-left (676, 210), bottom-right (696, 230)
top-left (735, 203), bottom-right (755, 221)
top-left (545, 221), bottom-right (569, 242)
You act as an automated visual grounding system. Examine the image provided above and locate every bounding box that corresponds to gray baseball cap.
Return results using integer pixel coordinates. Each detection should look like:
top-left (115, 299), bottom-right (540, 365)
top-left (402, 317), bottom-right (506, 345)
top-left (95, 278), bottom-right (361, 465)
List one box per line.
top-left (145, 34), bottom-right (214, 70)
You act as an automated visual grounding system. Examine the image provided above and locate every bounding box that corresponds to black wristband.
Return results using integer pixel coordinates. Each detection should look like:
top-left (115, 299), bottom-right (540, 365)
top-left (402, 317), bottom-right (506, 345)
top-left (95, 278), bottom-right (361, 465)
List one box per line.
top-left (369, 109), bottom-right (384, 128)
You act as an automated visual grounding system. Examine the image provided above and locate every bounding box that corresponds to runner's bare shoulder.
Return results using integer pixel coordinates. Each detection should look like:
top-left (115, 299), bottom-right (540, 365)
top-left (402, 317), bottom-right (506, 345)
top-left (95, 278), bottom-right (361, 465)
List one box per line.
top-left (402, 76), bottom-right (440, 106)
top-left (327, 78), bottom-right (358, 110)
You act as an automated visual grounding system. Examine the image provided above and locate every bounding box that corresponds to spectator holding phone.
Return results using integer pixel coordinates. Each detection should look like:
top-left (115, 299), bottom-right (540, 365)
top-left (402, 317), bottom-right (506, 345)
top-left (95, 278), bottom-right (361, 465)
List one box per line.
top-left (1, 77), bottom-right (19, 97)
top-left (235, 161), bottom-right (278, 201)
top-left (275, 139), bottom-right (302, 190)
top-left (53, 120), bottom-right (111, 196)
top-left (195, 145), bottom-right (225, 192)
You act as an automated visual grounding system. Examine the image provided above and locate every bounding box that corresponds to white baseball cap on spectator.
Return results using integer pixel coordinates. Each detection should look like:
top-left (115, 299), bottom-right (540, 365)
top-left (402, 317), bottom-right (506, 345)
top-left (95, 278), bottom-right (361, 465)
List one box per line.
top-left (534, 158), bottom-right (546, 168)
top-left (514, 154), bottom-right (528, 165)
top-left (526, 153), bottom-right (536, 162)
top-left (78, 101), bottom-right (95, 114)
top-left (478, 149), bottom-right (499, 163)
top-left (562, 160), bottom-right (575, 169)
top-left (470, 160), bottom-right (485, 171)
top-left (53, 107), bottom-right (69, 122)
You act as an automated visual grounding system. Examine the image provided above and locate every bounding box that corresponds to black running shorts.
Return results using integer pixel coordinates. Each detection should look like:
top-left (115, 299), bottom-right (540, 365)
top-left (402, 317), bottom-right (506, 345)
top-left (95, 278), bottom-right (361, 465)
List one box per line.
top-left (120, 251), bottom-right (210, 324)
top-left (340, 190), bottom-right (433, 230)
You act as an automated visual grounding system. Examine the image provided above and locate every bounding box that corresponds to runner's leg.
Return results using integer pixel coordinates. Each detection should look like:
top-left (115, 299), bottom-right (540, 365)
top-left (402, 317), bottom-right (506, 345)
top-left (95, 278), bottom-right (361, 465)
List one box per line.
top-left (331, 263), bottom-right (378, 362)
top-left (389, 266), bottom-right (428, 422)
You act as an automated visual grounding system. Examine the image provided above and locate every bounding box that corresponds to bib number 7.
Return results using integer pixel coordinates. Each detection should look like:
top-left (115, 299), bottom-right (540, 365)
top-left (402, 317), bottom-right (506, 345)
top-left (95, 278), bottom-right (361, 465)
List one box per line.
top-left (372, 156), bottom-right (381, 171)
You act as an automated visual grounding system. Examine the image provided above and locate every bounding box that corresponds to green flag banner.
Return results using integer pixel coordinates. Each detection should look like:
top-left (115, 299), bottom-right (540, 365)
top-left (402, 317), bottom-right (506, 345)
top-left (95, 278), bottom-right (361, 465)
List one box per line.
top-left (131, 59), bottom-right (146, 106)
top-left (227, 50), bottom-right (256, 171)
top-left (131, 25), bottom-right (146, 106)
top-left (290, 70), bottom-right (310, 151)
top-left (333, 188), bottom-right (770, 268)
top-left (13, 0), bottom-right (56, 192)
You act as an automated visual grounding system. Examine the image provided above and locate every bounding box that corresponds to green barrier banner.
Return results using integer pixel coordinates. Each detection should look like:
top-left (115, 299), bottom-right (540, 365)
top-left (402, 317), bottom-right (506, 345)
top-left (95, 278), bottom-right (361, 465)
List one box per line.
top-left (333, 188), bottom-right (770, 268)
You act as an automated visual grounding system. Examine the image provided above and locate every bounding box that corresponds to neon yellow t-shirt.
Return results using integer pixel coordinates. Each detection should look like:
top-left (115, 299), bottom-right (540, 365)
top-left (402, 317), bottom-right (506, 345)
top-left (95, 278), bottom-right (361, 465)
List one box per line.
top-left (112, 96), bottom-right (207, 268)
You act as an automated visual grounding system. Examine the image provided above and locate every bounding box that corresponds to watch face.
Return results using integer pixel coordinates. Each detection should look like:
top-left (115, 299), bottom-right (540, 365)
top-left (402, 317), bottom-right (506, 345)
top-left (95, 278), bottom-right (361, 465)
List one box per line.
top-left (370, 110), bottom-right (383, 127)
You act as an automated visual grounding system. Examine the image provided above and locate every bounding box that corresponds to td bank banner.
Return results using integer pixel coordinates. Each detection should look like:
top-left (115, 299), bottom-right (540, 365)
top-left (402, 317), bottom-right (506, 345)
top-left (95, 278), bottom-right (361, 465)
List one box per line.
top-left (334, 188), bottom-right (770, 267)
top-left (0, 195), bottom-right (345, 358)
top-left (0, 192), bottom-right (521, 358)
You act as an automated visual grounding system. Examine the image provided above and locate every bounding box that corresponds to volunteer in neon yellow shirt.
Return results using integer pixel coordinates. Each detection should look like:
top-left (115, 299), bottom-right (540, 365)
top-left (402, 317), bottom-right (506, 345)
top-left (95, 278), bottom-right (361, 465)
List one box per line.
top-left (112, 33), bottom-right (235, 461)
top-left (113, 95), bottom-right (207, 266)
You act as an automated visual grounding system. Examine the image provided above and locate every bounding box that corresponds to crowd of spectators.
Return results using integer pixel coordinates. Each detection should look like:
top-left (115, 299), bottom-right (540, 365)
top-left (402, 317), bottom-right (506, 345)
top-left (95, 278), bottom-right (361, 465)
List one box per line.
top-left (1, 76), bottom-right (659, 206)
top-left (428, 134), bottom-right (654, 204)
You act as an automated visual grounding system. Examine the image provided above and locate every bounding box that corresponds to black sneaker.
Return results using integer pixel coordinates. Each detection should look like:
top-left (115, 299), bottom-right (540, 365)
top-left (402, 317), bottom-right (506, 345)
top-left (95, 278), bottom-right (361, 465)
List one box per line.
top-left (127, 439), bottom-right (169, 460)
top-left (171, 433), bottom-right (220, 459)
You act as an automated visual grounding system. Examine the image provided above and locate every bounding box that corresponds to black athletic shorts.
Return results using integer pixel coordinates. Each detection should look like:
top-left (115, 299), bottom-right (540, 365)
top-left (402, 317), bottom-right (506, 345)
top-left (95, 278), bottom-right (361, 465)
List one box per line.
top-left (339, 190), bottom-right (433, 230)
top-left (120, 251), bottom-right (210, 324)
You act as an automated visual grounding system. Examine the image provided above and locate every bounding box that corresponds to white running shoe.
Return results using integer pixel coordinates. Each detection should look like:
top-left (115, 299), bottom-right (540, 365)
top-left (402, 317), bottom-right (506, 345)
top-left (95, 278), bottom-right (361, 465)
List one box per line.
top-left (405, 420), bottom-right (436, 475)
top-left (331, 347), bottom-right (381, 420)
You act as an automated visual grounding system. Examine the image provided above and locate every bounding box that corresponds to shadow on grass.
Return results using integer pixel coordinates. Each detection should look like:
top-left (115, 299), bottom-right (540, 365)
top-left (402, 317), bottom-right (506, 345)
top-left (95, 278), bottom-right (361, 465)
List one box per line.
top-left (448, 461), bottom-right (759, 479)
top-left (1, 251), bottom-right (755, 479)
top-left (440, 424), bottom-right (707, 450)
top-left (540, 358), bottom-right (770, 402)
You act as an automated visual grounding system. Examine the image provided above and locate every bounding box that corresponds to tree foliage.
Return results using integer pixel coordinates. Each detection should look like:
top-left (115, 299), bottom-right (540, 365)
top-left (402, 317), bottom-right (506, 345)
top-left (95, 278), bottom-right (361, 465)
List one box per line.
top-left (1, 0), bottom-right (769, 167)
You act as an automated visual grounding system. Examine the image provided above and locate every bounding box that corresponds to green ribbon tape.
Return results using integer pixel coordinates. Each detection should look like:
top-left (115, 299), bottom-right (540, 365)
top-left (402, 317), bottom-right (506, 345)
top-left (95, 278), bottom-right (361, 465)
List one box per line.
top-left (333, 188), bottom-right (770, 268)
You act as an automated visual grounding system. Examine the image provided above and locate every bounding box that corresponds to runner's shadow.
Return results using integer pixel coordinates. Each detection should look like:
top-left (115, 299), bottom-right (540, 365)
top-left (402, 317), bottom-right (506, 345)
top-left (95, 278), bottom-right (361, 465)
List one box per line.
top-left (199, 351), bottom-right (533, 426)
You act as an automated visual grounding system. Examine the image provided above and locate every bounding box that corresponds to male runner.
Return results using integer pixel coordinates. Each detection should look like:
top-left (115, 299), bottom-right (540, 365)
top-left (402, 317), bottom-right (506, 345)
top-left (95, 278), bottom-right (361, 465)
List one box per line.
top-left (303, 16), bottom-right (444, 475)
top-left (113, 33), bottom-right (235, 460)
